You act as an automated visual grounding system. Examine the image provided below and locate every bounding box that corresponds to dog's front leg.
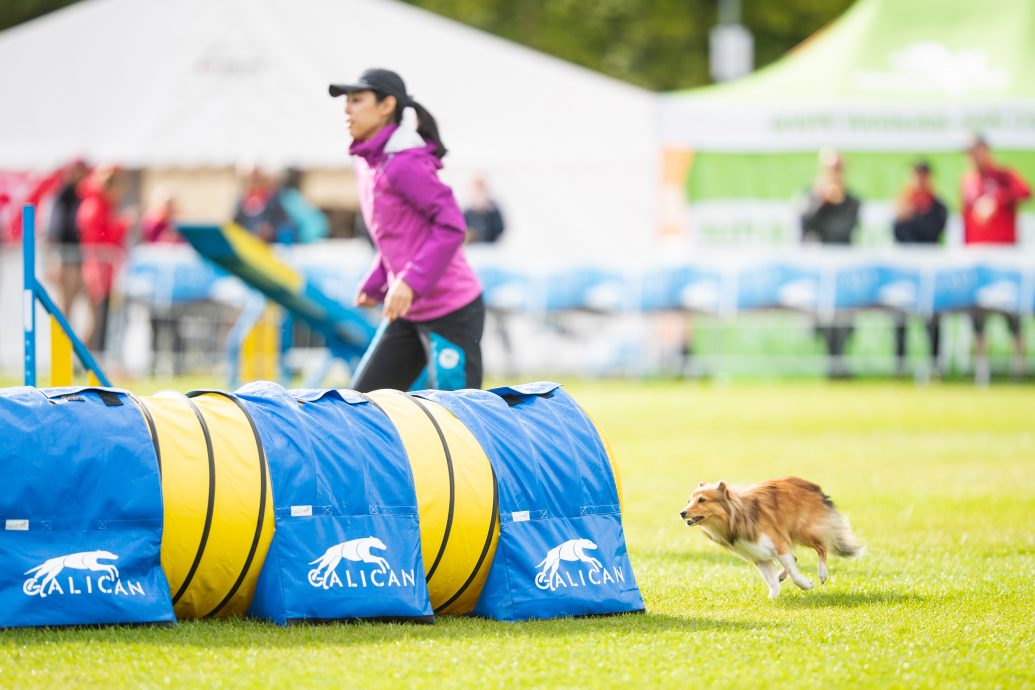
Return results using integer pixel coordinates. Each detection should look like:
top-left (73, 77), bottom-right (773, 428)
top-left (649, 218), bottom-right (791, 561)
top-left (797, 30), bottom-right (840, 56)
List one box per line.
top-left (755, 560), bottom-right (782, 598)
top-left (776, 552), bottom-right (814, 590)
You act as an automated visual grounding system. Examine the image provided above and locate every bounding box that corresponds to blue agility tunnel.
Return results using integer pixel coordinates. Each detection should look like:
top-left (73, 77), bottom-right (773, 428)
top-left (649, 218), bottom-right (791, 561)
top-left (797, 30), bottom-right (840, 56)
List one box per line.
top-left (0, 387), bottom-right (174, 628)
top-left (416, 383), bottom-right (644, 621)
top-left (0, 380), bottom-right (639, 627)
top-left (236, 382), bottom-right (433, 624)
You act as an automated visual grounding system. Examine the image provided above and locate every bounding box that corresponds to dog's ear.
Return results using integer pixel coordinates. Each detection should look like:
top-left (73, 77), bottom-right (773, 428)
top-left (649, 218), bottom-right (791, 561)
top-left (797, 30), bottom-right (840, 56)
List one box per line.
top-left (698, 481), bottom-right (706, 487)
top-left (716, 480), bottom-right (728, 495)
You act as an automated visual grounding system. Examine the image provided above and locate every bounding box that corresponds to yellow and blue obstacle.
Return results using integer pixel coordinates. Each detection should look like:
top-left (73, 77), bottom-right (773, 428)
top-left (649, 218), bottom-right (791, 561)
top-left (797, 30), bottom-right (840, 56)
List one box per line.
top-left (0, 381), bottom-right (639, 628)
top-left (178, 223), bottom-right (376, 386)
top-left (0, 387), bottom-right (174, 628)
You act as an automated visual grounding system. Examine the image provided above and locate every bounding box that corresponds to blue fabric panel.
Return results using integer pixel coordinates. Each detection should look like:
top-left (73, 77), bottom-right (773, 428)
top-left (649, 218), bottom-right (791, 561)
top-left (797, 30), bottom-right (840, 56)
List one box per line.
top-left (408, 332), bottom-right (467, 392)
top-left (414, 388), bottom-right (544, 518)
top-left (0, 387), bottom-right (174, 628)
top-left (426, 332), bottom-right (467, 391)
top-left (834, 264), bottom-right (884, 309)
top-left (416, 383), bottom-right (643, 621)
top-left (932, 265), bottom-right (980, 311)
top-left (976, 265), bottom-right (1025, 313)
top-left (236, 382), bottom-right (431, 624)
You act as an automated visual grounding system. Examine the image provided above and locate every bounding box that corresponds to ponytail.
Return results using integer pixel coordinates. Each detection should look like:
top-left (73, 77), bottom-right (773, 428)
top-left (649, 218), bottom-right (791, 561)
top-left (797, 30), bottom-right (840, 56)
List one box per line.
top-left (410, 100), bottom-right (447, 160)
top-left (378, 91), bottom-right (448, 159)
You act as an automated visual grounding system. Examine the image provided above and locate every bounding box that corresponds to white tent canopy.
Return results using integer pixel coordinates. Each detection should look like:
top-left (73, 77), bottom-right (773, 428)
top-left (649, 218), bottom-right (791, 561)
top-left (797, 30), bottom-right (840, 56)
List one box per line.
top-left (0, 0), bottom-right (659, 254)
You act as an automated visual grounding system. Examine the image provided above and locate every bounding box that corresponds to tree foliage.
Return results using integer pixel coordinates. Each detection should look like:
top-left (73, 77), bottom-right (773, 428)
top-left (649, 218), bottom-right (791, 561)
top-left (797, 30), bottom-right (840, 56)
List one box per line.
top-left (0, 0), bottom-right (78, 35)
top-left (2, 0), bottom-right (855, 92)
top-left (404, 0), bottom-right (854, 90)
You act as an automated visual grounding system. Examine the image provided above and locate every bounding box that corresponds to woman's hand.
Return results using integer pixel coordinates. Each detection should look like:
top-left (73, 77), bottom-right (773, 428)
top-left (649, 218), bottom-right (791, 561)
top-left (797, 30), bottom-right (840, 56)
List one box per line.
top-left (355, 290), bottom-right (380, 308)
top-left (383, 278), bottom-right (414, 321)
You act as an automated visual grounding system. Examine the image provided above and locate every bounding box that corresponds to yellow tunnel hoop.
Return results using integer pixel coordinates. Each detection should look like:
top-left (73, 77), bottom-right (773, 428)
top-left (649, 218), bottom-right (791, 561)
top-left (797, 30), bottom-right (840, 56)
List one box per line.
top-left (185, 391), bottom-right (271, 618)
top-left (368, 390), bottom-right (499, 615)
top-left (174, 394), bottom-right (217, 609)
top-left (402, 393), bottom-right (499, 614)
top-left (395, 394), bottom-right (455, 583)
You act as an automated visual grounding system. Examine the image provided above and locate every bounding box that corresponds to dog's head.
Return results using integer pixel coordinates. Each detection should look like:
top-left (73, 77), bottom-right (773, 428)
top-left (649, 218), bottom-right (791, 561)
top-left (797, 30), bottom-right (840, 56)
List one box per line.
top-left (679, 481), bottom-right (729, 527)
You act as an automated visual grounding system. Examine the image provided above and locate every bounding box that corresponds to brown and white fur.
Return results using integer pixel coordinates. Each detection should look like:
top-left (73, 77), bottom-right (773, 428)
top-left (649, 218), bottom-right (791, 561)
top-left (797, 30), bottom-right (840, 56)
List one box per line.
top-left (679, 477), bottom-right (863, 598)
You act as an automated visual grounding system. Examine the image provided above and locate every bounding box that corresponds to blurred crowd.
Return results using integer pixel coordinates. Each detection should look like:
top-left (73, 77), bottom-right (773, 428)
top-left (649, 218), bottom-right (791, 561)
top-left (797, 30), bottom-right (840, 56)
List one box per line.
top-left (799, 134), bottom-right (1030, 381)
top-left (0, 134), bottom-right (1028, 383)
top-left (0, 161), bottom-right (507, 371)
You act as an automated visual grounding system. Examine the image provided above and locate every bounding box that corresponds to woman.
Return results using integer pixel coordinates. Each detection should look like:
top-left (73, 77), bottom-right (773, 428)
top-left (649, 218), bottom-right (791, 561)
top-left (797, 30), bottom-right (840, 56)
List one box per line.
top-left (77, 165), bottom-right (129, 353)
top-left (329, 68), bottom-right (484, 392)
top-left (46, 158), bottom-right (90, 318)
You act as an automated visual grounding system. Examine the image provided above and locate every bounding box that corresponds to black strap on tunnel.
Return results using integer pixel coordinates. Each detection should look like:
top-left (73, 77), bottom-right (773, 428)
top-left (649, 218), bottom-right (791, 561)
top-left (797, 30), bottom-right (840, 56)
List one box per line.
top-left (187, 391), bottom-right (269, 619)
top-left (96, 390), bottom-right (124, 407)
top-left (401, 393), bottom-right (456, 584)
top-left (128, 393), bottom-right (162, 475)
top-left (172, 395), bottom-right (217, 605)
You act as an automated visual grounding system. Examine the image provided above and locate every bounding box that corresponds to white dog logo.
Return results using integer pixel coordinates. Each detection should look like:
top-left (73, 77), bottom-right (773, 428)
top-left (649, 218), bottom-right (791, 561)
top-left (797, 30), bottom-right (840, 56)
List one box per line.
top-left (535, 539), bottom-right (602, 591)
top-left (307, 537), bottom-right (389, 589)
top-left (23, 550), bottom-right (120, 598)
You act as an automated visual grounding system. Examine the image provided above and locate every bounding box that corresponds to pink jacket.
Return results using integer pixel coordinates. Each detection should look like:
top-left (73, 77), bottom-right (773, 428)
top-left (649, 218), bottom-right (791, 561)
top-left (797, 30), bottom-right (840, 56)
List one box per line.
top-left (352, 124), bottom-right (482, 321)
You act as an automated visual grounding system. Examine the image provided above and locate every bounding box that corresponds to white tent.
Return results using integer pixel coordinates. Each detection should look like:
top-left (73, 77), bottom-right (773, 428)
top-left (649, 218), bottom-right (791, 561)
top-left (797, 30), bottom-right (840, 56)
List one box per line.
top-left (0, 0), bottom-right (659, 255)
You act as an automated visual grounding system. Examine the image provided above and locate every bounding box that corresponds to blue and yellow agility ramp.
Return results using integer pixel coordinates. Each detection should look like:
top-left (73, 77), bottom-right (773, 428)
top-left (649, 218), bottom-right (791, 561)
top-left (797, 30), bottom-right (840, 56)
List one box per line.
top-left (0, 382), bottom-right (640, 627)
top-left (178, 223), bottom-right (376, 380)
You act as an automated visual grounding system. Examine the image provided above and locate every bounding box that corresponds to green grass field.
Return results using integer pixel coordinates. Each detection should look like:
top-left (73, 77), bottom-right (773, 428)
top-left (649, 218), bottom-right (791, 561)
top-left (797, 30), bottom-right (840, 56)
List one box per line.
top-left (2, 380), bottom-right (1033, 689)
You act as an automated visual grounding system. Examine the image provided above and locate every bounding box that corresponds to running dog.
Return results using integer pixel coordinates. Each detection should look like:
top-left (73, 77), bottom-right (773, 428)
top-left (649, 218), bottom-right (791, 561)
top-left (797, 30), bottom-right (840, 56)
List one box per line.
top-left (679, 477), bottom-right (863, 598)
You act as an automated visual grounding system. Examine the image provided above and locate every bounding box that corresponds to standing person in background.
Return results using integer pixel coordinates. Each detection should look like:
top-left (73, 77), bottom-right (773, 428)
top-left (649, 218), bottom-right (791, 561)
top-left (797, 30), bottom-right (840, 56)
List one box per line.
top-left (961, 134), bottom-right (1031, 383)
top-left (801, 148), bottom-right (861, 378)
top-left (463, 175), bottom-right (512, 367)
top-left (277, 168), bottom-right (329, 244)
top-left (140, 187), bottom-right (187, 375)
top-left (140, 186), bottom-right (181, 244)
top-left (233, 165), bottom-right (290, 243)
top-left (463, 176), bottom-right (505, 244)
top-left (892, 161), bottom-right (947, 378)
top-left (329, 68), bottom-right (484, 392)
top-left (46, 158), bottom-right (90, 318)
top-left (77, 165), bottom-right (130, 353)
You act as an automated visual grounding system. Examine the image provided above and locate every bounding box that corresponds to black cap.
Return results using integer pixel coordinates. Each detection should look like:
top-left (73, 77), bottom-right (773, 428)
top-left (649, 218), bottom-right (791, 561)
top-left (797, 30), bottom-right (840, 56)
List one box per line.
top-left (329, 68), bottom-right (409, 105)
top-left (913, 160), bottom-right (931, 175)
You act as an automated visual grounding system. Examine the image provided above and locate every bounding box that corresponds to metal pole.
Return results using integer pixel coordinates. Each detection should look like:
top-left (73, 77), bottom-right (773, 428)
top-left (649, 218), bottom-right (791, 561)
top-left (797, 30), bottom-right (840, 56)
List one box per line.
top-left (718, 0), bottom-right (741, 25)
top-left (22, 204), bottom-right (36, 387)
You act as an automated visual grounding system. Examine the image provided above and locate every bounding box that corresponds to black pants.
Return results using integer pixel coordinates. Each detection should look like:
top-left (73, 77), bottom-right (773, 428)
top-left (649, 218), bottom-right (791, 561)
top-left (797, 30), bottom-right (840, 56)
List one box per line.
top-left (352, 295), bottom-right (485, 392)
top-left (971, 309), bottom-right (1022, 338)
top-left (894, 314), bottom-right (941, 361)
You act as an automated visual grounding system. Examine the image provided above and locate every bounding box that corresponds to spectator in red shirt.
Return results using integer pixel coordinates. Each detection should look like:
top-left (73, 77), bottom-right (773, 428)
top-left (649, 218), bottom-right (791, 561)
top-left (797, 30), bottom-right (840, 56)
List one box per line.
top-left (961, 134), bottom-right (1031, 383)
top-left (77, 165), bottom-right (130, 352)
top-left (141, 186), bottom-right (182, 244)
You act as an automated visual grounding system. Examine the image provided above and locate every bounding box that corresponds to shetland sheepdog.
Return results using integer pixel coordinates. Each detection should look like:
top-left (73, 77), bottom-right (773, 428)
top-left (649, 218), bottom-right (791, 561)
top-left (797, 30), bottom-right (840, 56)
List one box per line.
top-left (679, 477), bottom-right (863, 598)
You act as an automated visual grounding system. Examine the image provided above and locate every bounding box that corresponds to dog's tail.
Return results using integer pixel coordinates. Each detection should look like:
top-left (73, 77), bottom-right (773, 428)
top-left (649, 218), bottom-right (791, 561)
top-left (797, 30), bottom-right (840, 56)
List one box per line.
top-left (824, 509), bottom-right (865, 558)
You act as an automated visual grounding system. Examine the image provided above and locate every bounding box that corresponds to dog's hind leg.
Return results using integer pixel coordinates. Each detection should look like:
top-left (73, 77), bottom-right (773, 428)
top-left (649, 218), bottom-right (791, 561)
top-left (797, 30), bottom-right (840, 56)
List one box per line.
top-left (778, 555), bottom-right (797, 582)
top-left (755, 560), bottom-right (782, 598)
top-left (776, 552), bottom-right (813, 590)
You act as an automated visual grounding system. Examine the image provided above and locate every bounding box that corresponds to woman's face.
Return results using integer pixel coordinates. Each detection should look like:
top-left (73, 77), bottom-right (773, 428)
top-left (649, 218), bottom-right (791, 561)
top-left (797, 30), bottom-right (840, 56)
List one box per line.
top-left (344, 90), bottom-right (395, 141)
